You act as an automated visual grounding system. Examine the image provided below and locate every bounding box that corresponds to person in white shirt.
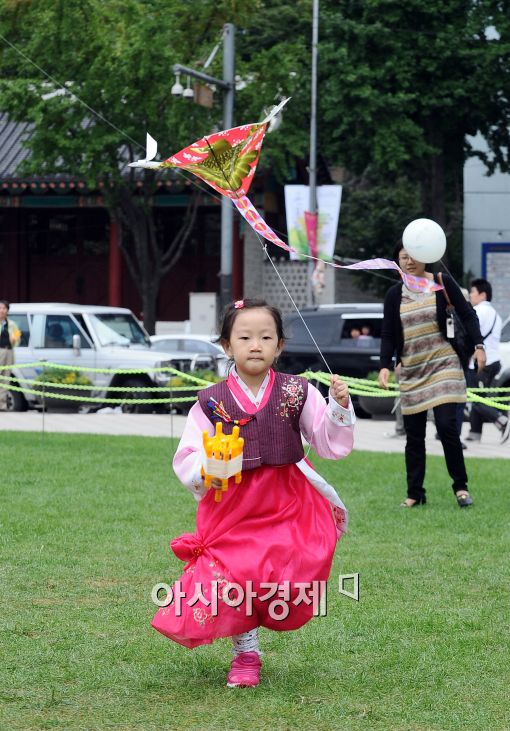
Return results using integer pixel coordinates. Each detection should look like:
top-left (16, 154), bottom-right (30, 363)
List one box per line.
top-left (0, 300), bottom-right (21, 411)
top-left (466, 279), bottom-right (510, 444)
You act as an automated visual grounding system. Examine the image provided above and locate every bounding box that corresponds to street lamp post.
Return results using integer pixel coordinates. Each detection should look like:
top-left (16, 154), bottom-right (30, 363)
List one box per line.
top-left (173, 23), bottom-right (235, 314)
top-left (307, 0), bottom-right (319, 306)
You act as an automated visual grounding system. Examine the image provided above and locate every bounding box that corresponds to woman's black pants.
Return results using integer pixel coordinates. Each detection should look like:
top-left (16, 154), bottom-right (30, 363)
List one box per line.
top-left (403, 402), bottom-right (468, 501)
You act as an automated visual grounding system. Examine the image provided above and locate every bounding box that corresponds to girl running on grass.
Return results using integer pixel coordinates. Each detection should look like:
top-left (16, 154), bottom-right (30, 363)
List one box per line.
top-left (152, 298), bottom-right (355, 687)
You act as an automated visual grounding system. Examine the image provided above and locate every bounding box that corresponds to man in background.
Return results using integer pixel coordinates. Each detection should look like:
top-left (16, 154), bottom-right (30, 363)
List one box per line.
top-left (465, 279), bottom-right (510, 444)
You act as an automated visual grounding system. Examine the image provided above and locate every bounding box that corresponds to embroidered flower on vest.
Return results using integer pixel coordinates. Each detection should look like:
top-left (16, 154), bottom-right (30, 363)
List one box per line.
top-left (277, 376), bottom-right (304, 419)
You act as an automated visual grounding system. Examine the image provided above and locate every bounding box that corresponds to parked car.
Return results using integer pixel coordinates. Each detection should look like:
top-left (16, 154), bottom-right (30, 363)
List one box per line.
top-left (496, 315), bottom-right (510, 388)
top-left (279, 303), bottom-right (384, 379)
top-left (5, 303), bottom-right (211, 413)
top-left (150, 334), bottom-right (229, 376)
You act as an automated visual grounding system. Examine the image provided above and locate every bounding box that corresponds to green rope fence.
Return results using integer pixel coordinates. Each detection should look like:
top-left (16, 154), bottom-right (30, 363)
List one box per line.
top-left (0, 362), bottom-right (213, 405)
top-left (301, 370), bottom-right (510, 412)
top-left (0, 363), bottom-right (508, 410)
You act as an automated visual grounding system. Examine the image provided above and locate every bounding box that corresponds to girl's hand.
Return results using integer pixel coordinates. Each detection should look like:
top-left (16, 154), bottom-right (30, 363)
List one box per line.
top-left (378, 368), bottom-right (390, 389)
top-left (331, 374), bottom-right (349, 407)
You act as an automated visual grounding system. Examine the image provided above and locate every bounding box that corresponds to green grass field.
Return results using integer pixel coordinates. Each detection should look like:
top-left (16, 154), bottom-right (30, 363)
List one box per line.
top-left (1, 431), bottom-right (509, 731)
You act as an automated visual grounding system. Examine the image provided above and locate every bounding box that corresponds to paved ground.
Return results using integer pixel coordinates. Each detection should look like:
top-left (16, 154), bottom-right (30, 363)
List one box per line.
top-left (1, 410), bottom-right (508, 459)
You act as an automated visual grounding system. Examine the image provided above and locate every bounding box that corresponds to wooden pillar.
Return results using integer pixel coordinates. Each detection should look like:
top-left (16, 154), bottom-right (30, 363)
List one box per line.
top-left (108, 217), bottom-right (122, 306)
top-left (15, 206), bottom-right (29, 302)
top-left (0, 208), bottom-right (19, 301)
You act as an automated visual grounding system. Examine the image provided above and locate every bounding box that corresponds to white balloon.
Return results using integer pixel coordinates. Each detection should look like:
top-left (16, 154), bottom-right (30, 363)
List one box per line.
top-left (402, 218), bottom-right (446, 263)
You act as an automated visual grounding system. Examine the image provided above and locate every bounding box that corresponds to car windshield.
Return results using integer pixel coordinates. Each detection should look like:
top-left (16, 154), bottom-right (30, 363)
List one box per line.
top-left (88, 313), bottom-right (150, 347)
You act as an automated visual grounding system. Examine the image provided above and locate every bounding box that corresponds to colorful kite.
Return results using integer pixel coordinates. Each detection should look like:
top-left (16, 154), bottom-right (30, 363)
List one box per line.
top-left (129, 98), bottom-right (289, 199)
top-left (129, 101), bottom-right (441, 294)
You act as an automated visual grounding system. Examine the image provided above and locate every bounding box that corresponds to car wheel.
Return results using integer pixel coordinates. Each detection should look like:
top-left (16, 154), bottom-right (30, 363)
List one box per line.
top-left (120, 378), bottom-right (154, 414)
top-left (352, 396), bottom-right (372, 419)
top-left (6, 388), bottom-right (28, 412)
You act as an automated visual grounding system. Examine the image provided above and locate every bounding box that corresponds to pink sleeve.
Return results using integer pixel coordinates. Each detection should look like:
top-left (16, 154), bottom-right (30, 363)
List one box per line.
top-left (172, 401), bottom-right (215, 501)
top-left (299, 382), bottom-right (355, 460)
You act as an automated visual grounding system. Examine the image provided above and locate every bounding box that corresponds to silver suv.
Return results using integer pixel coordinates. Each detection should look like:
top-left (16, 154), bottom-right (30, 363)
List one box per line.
top-left (6, 303), bottom-right (205, 412)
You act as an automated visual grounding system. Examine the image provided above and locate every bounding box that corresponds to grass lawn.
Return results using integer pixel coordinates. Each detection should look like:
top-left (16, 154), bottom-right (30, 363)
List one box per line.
top-left (1, 431), bottom-right (509, 731)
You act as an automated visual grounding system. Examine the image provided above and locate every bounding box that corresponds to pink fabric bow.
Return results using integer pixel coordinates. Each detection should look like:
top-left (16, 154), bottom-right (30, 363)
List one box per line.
top-left (234, 300), bottom-right (245, 309)
top-left (171, 533), bottom-right (207, 562)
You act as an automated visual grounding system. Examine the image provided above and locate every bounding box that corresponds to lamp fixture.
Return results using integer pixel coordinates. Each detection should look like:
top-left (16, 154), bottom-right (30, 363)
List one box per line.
top-left (182, 76), bottom-right (194, 100)
top-left (171, 72), bottom-right (184, 96)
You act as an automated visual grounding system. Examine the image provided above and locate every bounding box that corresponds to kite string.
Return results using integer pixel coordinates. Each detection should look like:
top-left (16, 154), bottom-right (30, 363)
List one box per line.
top-left (261, 244), bottom-right (333, 462)
top-left (202, 131), bottom-right (336, 376)
top-left (0, 31), bottom-right (143, 151)
top-left (1, 27), bottom-right (398, 285)
top-left (0, 30), bottom-right (239, 209)
top-left (0, 28), bottom-right (394, 356)
top-left (0, 27), bottom-right (371, 321)
top-left (262, 246), bottom-right (333, 375)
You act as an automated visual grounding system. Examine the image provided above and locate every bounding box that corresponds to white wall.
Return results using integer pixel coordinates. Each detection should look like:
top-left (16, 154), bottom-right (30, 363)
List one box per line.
top-left (463, 133), bottom-right (510, 318)
top-left (464, 134), bottom-right (510, 273)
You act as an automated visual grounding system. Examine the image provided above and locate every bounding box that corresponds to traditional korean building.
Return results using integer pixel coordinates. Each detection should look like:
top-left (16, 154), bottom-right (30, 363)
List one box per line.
top-left (0, 113), bottom-right (235, 322)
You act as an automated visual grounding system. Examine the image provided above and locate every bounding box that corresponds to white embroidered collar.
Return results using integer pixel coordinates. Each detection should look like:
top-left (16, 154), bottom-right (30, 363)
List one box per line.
top-left (231, 367), bottom-right (270, 407)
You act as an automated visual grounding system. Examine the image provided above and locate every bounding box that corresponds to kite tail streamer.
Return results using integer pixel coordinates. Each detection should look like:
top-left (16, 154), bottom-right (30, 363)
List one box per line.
top-left (232, 195), bottom-right (442, 294)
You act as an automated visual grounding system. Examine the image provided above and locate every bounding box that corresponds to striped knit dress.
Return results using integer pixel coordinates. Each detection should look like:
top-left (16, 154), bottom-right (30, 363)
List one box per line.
top-left (399, 287), bottom-right (466, 415)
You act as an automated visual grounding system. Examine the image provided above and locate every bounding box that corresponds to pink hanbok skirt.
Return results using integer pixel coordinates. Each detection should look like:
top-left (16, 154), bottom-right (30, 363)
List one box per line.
top-left (152, 464), bottom-right (337, 648)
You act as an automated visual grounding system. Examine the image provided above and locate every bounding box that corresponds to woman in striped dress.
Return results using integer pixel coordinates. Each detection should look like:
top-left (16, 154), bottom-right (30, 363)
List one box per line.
top-left (378, 242), bottom-right (485, 508)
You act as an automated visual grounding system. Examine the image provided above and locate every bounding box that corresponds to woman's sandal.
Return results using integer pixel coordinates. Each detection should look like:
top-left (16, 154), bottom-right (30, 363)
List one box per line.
top-left (400, 497), bottom-right (426, 508)
top-left (455, 491), bottom-right (473, 508)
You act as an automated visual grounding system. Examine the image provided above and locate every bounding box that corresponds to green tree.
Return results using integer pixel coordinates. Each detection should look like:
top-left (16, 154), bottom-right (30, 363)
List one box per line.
top-left (2, 0), bottom-right (509, 312)
top-left (0, 0), bottom-right (270, 331)
top-left (336, 170), bottom-right (421, 294)
top-left (319, 0), bottom-right (510, 260)
top-left (235, 0), bottom-right (510, 286)
top-left (0, 0), bottom-right (316, 329)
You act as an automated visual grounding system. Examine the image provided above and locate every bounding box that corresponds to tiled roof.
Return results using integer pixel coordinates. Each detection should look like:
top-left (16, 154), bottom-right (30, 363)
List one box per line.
top-left (0, 113), bottom-right (33, 178)
top-left (0, 113), bottom-right (190, 193)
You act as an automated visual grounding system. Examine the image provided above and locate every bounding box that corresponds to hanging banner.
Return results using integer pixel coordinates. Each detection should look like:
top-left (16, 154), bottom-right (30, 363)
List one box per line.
top-left (304, 211), bottom-right (319, 258)
top-left (232, 195), bottom-right (442, 294)
top-left (284, 185), bottom-right (342, 261)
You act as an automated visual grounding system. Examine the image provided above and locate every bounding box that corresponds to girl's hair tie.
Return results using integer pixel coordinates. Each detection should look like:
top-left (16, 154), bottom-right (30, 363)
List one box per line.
top-left (234, 300), bottom-right (245, 309)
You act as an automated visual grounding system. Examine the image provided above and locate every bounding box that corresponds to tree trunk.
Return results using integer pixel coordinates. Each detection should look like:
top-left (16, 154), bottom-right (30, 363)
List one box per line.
top-left (428, 152), bottom-right (446, 229)
top-left (421, 123), bottom-right (447, 227)
top-left (141, 283), bottom-right (158, 335)
top-left (109, 182), bottom-right (199, 335)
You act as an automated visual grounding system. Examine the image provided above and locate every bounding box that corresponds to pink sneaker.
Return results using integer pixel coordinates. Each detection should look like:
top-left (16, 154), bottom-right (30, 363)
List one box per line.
top-left (226, 651), bottom-right (262, 688)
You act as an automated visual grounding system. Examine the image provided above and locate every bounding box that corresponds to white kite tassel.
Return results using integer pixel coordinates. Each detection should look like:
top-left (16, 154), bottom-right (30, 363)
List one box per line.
top-left (145, 133), bottom-right (158, 161)
top-left (261, 97), bottom-right (291, 124)
top-left (128, 132), bottom-right (159, 168)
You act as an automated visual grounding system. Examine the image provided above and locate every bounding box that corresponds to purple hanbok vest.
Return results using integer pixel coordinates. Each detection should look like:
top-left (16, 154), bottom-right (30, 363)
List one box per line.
top-left (197, 372), bottom-right (308, 471)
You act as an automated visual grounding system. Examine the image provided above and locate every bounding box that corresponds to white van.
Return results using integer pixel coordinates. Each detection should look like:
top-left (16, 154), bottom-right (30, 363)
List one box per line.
top-left (6, 303), bottom-right (215, 412)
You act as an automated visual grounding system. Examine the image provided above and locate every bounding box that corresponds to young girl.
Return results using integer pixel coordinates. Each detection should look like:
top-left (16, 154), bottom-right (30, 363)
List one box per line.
top-left (152, 299), bottom-right (355, 687)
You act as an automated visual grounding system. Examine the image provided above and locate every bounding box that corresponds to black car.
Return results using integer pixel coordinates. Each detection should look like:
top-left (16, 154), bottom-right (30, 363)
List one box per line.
top-left (279, 303), bottom-right (384, 379)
